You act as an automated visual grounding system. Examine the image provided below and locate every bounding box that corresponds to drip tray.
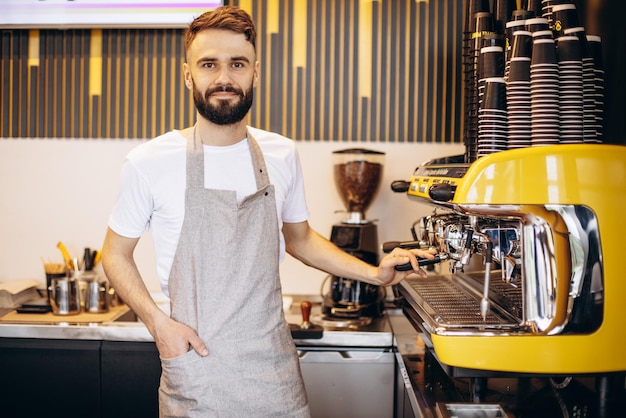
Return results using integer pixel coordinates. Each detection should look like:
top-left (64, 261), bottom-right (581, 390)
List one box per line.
top-left (398, 274), bottom-right (521, 332)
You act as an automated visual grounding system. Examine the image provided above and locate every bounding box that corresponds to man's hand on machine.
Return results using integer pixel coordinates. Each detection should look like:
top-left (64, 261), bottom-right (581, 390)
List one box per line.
top-left (376, 247), bottom-right (438, 285)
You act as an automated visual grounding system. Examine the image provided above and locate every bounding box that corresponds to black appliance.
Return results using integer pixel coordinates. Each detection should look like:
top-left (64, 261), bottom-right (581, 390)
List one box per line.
top-left (320, 149), bottom-right (386, 323)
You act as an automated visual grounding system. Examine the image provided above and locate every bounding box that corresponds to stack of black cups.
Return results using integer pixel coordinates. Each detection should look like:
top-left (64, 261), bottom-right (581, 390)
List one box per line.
top-left (530, 33), bottom-right (560, 145)
top-left (541, 0), bottom-right (563, 28)
top-left (504, 10), bottom-right (534, 81)
top-left (552, 3), bottom-right (579, 38)
top-left (507, 30), bottom-right (532, 149)
top-left (564, 27), bottom-right (597, 143)
top-left (461, 0), bottom-right (605, 161)
top-left (478, 45), bottom-right (505, 109)
top-left (587, 35), bottom-right (604, 142)
top-left (478, 77), bottom-right (508, 157)
top-left (556, 35), bottom-right (584, 144)
top-left (463, 0), bottom-right (490, 163)
top-left (493, 0), bottom-right (516, 36)
top-left (468, 11), bottom-right (495, 161)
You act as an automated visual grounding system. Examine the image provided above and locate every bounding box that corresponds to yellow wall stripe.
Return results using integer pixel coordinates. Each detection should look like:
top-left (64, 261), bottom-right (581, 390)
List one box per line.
top-left (89, 30), bottom-right (102, 97)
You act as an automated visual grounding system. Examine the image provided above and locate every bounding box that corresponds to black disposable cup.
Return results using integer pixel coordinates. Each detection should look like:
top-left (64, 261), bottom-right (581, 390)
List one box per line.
top-left (587, 35), bottom-right (603, 70)
top-left (478, 145), bottom-right (507, 154)
top-left (564, 27), bottom-right (591, 59)
top-left (526, 17), bottom-right (550, 33)
top-left (556, 36), bottom-right (581, 62)
top-left (506, 20), bottom-right (529, 55)
top-left (532, 30), bottom-right (554, 40)
top-left (552, 4), bottom-right (579, 37)
top-left (482, 77), bottom-right (507, 110)
top-left (480, 46), bottom-right (505, 79)
top-left (479, 107), bottom-right (507, 115)
top-left (530, 65), bottom-right (559, 73)
top-left (482, 33), bottom-right (506, 49)
top-left (466, 0), bottom-right (490, 33)
top-left (474, 11), bottom-right (495, 36)
top-left (507, 106), bottom-right (532, 113)
top-left (479, 122), bottom-right (509, 129)
top-left (508, 57), bottom-right (531, 82)
top-left (541, 0), bottom-right (567, 24)
top-left (511, 30), bottom-right (533, 59)
top-left (532, 39), bottom-right (557, 65)
top-left (511, 9), bottom-right (536, 21)
top-left (527, 0), bottom-right (542, 16)
top-left (493, 0), bottom-right (516, 33)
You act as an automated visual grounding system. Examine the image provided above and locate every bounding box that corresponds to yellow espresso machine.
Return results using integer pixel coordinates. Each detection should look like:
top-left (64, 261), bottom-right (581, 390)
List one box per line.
top-left (393, 144), bottom-right (626, 377)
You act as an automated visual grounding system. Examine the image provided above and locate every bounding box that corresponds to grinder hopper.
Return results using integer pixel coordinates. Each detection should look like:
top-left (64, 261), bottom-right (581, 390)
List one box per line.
top-left (333, 148), bottom-right (385, 224)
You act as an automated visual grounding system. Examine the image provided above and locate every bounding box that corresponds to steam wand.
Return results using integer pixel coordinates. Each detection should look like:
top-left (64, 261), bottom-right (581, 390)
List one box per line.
top-left (480, 241), bottom-right (493, 321)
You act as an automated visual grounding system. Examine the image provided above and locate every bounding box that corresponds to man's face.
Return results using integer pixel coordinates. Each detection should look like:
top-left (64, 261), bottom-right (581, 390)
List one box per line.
top-left (184, 29), bottom-right (259, 125)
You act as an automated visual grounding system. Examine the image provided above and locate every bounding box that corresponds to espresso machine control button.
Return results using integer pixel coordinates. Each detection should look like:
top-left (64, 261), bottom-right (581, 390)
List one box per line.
top-left (428, 183), bottom-right (455, 201)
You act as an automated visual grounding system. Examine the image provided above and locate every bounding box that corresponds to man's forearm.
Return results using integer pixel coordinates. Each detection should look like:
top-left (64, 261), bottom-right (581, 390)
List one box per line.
top-left (104, 256), bottom-right (166, 333)
top-left (101, 229), bottom-right (168, 336)
top-left (285, 226), bottom-right (377, 283)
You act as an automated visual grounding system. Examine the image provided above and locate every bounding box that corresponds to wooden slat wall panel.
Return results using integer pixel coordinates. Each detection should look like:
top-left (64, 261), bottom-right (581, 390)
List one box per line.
top-left (0, 0), bottom-right (463, 142)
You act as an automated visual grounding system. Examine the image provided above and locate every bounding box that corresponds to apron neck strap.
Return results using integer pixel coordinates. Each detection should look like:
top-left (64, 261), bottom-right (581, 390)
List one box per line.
top-left (186, 125), bottom-right (270, 190)
top-left (247, 131), bottom-right (270, 190)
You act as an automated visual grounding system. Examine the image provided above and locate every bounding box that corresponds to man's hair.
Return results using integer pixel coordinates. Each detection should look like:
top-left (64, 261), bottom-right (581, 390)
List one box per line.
top-left (184, 5), bottom-right (257, 61)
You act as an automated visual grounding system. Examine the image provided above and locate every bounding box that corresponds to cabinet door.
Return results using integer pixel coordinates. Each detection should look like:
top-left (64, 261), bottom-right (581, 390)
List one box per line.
top-left (298, 349), bottom-right (395, 418)
top-left (100, 341), bottom-right (161, 418)
top-left (0, 338), bottom-right (101, 418)
top-left (395, 352), bottom-right (418, 418)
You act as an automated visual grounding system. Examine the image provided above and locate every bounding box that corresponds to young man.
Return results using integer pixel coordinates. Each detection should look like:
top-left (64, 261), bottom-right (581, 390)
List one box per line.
top-left (102, 6), bottom-right (434, 417)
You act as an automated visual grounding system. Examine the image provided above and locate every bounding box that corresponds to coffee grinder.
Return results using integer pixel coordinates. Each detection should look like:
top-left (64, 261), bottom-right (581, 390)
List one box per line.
top-left (320, 148), bottom-right (386, 323)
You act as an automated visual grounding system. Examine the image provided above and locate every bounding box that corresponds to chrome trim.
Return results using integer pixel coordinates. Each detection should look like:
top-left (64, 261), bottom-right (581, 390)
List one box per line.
top-left (399, 204), bottom-right (603, 337)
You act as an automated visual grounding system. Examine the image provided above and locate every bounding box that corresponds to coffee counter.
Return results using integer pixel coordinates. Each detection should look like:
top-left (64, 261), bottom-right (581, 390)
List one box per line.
top-left (0, 304), bottom-right (153, 342)
top-left (0, 296), bottom-right (394, 347)
top-left (0, 296), bottom-right (400, 418)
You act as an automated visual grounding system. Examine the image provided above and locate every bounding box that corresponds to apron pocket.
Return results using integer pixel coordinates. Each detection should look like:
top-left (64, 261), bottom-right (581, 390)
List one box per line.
top-left (159, 349), bottom-right (210, 413)
top-left (160, 348), bottom-right (202, 366)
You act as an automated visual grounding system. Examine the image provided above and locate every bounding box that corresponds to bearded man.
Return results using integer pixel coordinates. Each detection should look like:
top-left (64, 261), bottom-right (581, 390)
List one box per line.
top-left (102, 6), bottom-right (434, 417)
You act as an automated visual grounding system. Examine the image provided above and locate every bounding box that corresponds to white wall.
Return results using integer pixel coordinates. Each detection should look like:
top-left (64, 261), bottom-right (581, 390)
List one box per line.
top-left (0, 138), bottom-right (463, 295)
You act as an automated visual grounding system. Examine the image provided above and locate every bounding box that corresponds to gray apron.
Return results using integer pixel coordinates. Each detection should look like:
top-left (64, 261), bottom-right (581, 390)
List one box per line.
top-left (158, 128), bottom-right (310, 418)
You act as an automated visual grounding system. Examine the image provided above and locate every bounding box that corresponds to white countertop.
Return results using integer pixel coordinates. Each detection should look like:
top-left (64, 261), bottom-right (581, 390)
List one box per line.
top-left (0, 295), bottom-right (396, 348)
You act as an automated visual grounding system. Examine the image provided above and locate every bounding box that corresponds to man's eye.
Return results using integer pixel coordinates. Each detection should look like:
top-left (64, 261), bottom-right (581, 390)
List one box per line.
top-left (232, 62), bottom-right (244, 68)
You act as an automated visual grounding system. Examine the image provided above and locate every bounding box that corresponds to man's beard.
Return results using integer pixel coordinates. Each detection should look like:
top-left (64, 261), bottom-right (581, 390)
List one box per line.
top-left (192, 82), bottom-right (254, 125)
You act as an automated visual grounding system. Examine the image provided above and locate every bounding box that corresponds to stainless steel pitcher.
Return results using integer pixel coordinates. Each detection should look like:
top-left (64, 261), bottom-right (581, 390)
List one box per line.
top-left (82, 273), bottom-right (110, 313)
top-left (48, 277), bottom-right (81, 315)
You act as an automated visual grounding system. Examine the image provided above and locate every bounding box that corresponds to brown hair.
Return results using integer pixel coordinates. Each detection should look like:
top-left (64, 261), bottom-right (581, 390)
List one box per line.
top-left (184, 6), bottom-right (257, 61)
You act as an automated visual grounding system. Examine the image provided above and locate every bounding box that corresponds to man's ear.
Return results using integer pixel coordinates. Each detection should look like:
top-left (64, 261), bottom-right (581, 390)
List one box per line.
top-left (252, 61), bottom-right (260, 88)
top-left (183, 63), bottom-right (193, 90)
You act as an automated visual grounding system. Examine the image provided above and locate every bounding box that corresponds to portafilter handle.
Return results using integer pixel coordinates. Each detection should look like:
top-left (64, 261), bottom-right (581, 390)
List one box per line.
top-left (394, 254), bottom-right (448, 271)
top-left (300, 301), bottom-right (312, 330)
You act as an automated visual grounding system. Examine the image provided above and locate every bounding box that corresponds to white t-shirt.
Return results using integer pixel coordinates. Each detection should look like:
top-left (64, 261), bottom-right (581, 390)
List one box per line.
top-left (108, 127), bottom-right (310, 295)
